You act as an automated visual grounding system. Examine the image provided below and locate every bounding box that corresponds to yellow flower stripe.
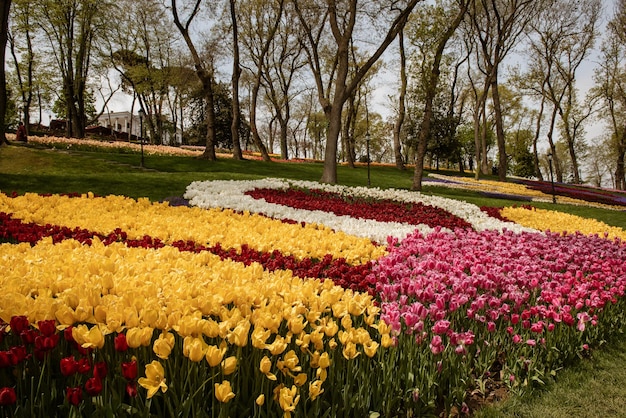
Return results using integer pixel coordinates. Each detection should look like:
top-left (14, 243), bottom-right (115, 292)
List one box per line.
top-left (0, 238), bottom-right (388, 396)
top-left (0, 192), bottom-right (385, 264)
top-left (501, 206), bottom-right (626, 241)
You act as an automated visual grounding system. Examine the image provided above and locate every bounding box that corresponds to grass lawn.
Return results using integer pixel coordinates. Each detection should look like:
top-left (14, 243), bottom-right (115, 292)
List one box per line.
top-left (2, 141), bottom-right (626, 416)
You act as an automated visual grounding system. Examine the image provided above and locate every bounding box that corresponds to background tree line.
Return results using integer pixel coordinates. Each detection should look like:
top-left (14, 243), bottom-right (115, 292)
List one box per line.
top-left (1, 0), bottom-right (625, 190)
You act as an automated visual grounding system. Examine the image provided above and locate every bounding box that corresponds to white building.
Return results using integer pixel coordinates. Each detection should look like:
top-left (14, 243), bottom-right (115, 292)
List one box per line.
top-left (96, 111), bottom-right (182, 145)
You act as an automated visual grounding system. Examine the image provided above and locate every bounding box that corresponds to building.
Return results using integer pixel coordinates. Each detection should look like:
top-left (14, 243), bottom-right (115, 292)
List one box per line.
top-left (96, 111), bottom-right (182, 145)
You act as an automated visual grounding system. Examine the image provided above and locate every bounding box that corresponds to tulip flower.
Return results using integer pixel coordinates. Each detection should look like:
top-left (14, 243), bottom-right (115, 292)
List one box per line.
top-left (121, 359), bottom-right (138, 381)
top-left (278, 385), bottom-right (300, 417)
top-left (205, 344), bottom-right (226, 368)
top-left (0, 387), bottom-right (17, 406)
top-left (138, 361), bottom-right (167, 399)
top-left (308, 380), bottom-right (324, 401)
top-left (65, 387), bottom-right (82, 406)
top-left (153, 331), bottom-right (175, 359)
top-left (260, 356), bottom-right (277, 381)
top-left (85, 377), bottom-right (103, 396)
top-left (221, 356), bottom-right (237, 376)
top-left (214, 381), bottom-right (235, 403)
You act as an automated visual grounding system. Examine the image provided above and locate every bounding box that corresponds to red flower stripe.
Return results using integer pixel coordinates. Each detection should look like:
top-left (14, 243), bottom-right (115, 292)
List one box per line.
top-left (0, 212), bottom-right (377, 295)
top-left (245, 187), bottom-right (474, 230)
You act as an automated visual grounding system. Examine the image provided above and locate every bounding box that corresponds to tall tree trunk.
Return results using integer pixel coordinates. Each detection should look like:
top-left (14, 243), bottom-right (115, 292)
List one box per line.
top-left (230, 0), bottom-right (243, 160)
top-left (343, 94), bottom-right (356, 168)
top-left (532, 94), bottom-right (545, 180)
top-left (412, 0), bottom-right (469, 190)
top-left (490, 72), bottom-right (507, 181)
top-left (249, 82), bottom-right (271, 161)
top-left (393, 29), bottom-right (406, 170)
top-left (172, 0), bottom-right (217, 160)
top-left (545, 104), bottom-right (563, 182)
top-left (616, 128), bottom-right (626, 189)
top-left (0, 0), bottom-right (9, 145)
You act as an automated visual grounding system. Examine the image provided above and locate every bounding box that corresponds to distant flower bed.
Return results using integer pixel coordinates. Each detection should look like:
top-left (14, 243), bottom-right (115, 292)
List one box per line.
top-left (515, 179), bottom-right (626, 208)
top-left (427, 173), bottom-right (626, 210)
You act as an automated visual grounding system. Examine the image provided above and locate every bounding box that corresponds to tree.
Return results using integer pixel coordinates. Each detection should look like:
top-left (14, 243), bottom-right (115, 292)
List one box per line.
top-left (592, 0), bottom-right (626, 190)
top-left (37, 0), bottom-right (111, 138)
top-left (392, 29), bottom-right (407, 170)
top-left (292, 0), bottom-right (421, 184)
top-left (229, 0), bottom-right (244, 159)
top-left (171, 0), bottom-right (219, 160)
top-left (468, 0), bottom-right (538, 182)
top-left (411, 0), bottom-right (470, 190)
top-left (261, 4), bottom-right (306, 160)
top-left (8, 0), bottom-right (35, 134)
top-left (1, 0), bottom-right (13, 145)
top-left (525, 0), bottom-right (600, 183)
top-left (238, 0), bottom-right (286, 162)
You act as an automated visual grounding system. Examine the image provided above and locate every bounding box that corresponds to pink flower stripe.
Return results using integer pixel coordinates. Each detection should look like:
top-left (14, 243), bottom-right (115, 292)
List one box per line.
top-left (374, 227), bottom-right (626, 343)
top-left (245, 187), bottom-right (473, 231)
top-left (0, 212), bottom-right (374, 292)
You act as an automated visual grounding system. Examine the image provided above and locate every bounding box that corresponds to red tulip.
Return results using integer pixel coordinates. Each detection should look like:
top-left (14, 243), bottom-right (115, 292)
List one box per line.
top-left (121, 359), bottom-right (138, 380)
top-left (37, 320), bottom-right (57, 337)
top-left (93, 361), bottom-right (108, 379)
top-left (0, 387), bottom-right (16, 406)
top-left (60, 356), bottom-right (78, 377)
top-left (85, 377), bottom-right (103, 396)
top-left (65, 387), bottom-right (82, 406)
top-left (77, 358), bottom-right (91, 374)
top-left (114, 333), bottom-right (128, 352)
top-left (125, 381), bottom-right (138, 398)
top-left (10, 316), bottom-right (29, 334)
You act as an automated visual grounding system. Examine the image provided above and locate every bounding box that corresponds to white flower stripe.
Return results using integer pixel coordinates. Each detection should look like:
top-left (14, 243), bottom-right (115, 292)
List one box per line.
top-left (183, 178), bottom-right (536, 244)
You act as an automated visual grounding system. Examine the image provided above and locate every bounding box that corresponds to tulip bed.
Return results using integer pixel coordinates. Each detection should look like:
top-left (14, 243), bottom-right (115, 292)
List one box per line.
top-left (1, 179), bottom-right (626, 417)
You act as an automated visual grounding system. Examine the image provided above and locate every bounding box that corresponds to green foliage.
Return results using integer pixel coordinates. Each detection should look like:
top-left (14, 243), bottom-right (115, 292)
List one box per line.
top-left (506, 128), bottom-right (536, 178)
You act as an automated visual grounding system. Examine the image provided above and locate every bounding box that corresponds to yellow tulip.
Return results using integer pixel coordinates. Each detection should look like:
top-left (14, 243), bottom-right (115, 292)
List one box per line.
top-left (141, 309), bottom-right (159, 327)
top-left (72, 324), bottom-right (104, 349)
top-left (278, 385), bottom-right (300, 416)
top-left (308, 380), bottom-right (325, 401)
top-left (126, 327), bottom-right (143, 349)
top-left (140, 327), bottom-right (154, 347)
top-left (221, 356), bottom-right (237, 375)
top-left (153, 332), bottom-right (175, 359)
top-left (294, 373), bottom-right (307, 387)
top-left (342, 342), bottom-right (360, 360)
top-left (318, 352), bottom-right (330, 369)
top-left (329, 338), bottom-right (337, 350)
top-left (288, 315), bottom-right (307, 334)
top-left (363, 340), bottom-right (379, 358)
top-left (281, 350), bottom-right (301, 372)
top-left (214, 381), bottom-right (235, 403)
top-left (54, 305), bottom-right (75, 326)
top-left (324, 319), bottom-right (339, 337)
top-left (228, 320), bottom-right (250, 347)
top-left (138, 361), bottom-right (167, 399)
top-left (340, 315), bottom-right (353, 330)
top-left (202, 318), bottom-right (220, 338)
top-left (183, 336), bottom-right (206, 362)
top-left (205, 344), bottom-right (226, 367)
top-left (381, 333), bottom-right (395, 348)
top-left (251, 326), bottom-right (271, 349)
top-left (266, 335), bottom-right (288, 355)
top-left (94, 305), bottom-right (107, 324)
top-left (259, 356), bottom-right (277, 381)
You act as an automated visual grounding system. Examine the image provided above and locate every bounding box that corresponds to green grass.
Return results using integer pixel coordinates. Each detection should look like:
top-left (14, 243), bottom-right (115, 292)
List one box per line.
top-left (3, 142), bottom-right (626, 417)
top-left (474, 336), bottom-right (626, 417)
top-left (1, 143), bottom-right (623, 228)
